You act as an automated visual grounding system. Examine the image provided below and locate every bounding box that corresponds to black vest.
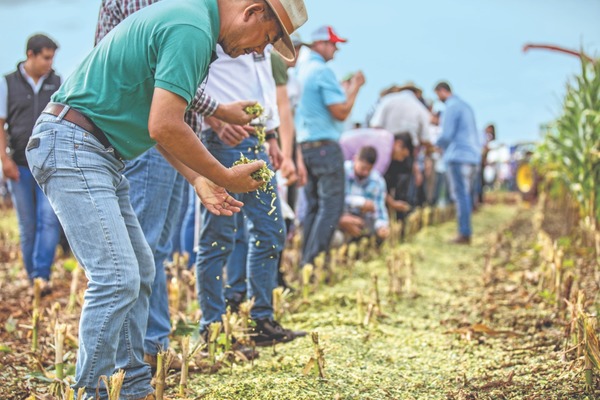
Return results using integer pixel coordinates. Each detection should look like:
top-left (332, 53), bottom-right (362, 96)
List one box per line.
top-left (4, 63), bottom-right (61, 166)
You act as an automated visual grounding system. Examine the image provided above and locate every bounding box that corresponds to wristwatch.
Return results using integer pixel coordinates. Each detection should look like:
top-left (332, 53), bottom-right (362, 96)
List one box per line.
top-left (265, 131), bottom-right (279, 141)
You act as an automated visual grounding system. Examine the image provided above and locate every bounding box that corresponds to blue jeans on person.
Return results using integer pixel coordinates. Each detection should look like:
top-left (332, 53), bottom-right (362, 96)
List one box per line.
top-left (224, 212), bottom-right (249, 301)
top-left (123, 146), bottom-right (185, 357)
top-left (181, 184), bottom-right (197, 268)
top-left (300, 142), bottom-right (345, 266)
top-left (196, 130), bottom-right (285, 331)
top-left (26, 111), bottom-right (154, 400)
top-left (7, 165), bottom-right (60, 281)
top-left (447, 162), bottom-right (477, 237)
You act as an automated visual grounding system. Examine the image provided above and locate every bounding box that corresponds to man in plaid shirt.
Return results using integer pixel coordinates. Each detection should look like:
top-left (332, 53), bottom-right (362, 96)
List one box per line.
top-left (94, 0), bottom-right (270, 374)
top-left (339, 145), bottom-right (390, 243)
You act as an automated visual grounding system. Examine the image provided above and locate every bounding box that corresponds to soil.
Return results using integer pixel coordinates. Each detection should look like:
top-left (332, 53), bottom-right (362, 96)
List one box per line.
top-left (0, 200), bottom-right (597, 399)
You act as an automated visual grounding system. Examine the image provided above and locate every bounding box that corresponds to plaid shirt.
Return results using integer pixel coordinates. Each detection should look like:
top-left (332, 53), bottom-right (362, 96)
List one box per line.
top-left (95, 0), bottom-right (218, 134)
top-left (344, 160), bottom-right (389, 230)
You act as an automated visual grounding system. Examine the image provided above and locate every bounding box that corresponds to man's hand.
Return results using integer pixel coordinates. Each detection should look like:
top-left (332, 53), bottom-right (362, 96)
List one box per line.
top-left (1, 157), bottom-right (19, 181)
top-left (389, 199), bottom-right (411, 212)
top-left (361, 199), bottom-right (375, 213)
top-left (279, 156), bottom-right (297, 186)
top-left (205, 116), bottom-right (254, 147)
top-left (226, 160), bottom-right (266, 193)
top-left (295, 148), bottom-right (307, 187)
top-left (193, 176), bottom-right (244, 216)
top-left (351, 71), bottom-right (366, 89)
top-left (339, 214), bottom-right (365, 238)
top-left (376, 226), bottom-right (390, 240)
top-left (267, 137), bottom-right (283, 170)
top-left (213, 100), bottom-right (260, 126)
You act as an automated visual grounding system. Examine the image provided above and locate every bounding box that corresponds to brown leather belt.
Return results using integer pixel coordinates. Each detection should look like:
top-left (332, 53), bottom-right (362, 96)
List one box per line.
top-left (42, 103), bottom-right (123, 160)
top-left (299, 139), bottom-right (336, 150)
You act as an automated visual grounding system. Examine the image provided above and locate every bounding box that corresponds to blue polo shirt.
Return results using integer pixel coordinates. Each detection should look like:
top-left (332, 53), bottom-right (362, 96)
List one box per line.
top-left (436, 95), bottom-right (482, 165)
top-left (295, 52), bottom-right (347, 143)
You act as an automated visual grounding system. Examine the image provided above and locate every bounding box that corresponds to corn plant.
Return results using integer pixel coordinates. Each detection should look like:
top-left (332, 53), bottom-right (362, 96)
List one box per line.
top-left (302, 332), bottom-right (325, 378)
top-left (301, 263), bottom-right (314, 302)
top-left (66, 264), bottom-right (81, 313)
top-left (98, 370), bottom-right (125, 400)
top-left (155, 350), bottom-right (167, 400)
top-left (534, 55), bottom-right (600, 229)
top-left (179, 336), bottom-right (190, 396)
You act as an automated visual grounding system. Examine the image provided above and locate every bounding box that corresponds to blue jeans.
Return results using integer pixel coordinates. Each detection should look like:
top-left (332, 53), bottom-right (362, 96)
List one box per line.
top-left (7, 165), bottom-right (60, 281)
top-left (447, 162), bottom-right (477, 237)
top-left (181, 184), bottom-right (197, 268)
top-left (225, 212), bottom-right (249, 300)
top-left (196, 130), bottom-right (285, 330)
top-left (123, 146), bottom-right (185, 356)
top-left (300, 142), bottom-right (345, 265)
top-left (27, 112), bottom-right (154, 400)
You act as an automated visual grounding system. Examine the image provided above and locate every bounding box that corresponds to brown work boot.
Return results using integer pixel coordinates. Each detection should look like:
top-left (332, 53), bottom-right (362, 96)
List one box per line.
top-left (133, 394), bottom-right (155, 400)
top-left (144, 348), bottom-right (183, 374)
top-left (449, 235), bottom-right (471, 245)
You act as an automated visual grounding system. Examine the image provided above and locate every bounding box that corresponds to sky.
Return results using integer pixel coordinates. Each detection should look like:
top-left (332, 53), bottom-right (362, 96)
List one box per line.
top-left (1, 0), bottom-right (599, 146)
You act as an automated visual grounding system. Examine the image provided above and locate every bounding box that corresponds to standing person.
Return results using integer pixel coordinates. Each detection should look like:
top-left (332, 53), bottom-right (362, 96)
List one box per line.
top-left (296, 25), bottom-right (365, 266)
top-left (199, 44), bottom-right (305, 347)
top-left (26, 0), bottom-right (308, 398)
top-left (369, 82), bottom-right (432, 208)
top-left (0, 34), bottom-right (61, 294)
top-left (476, 123), bottom-right (496, 206)
top-left (94, 0), bottom-right (267, 372)
top-left (434, 81), bottom-right (482, 245)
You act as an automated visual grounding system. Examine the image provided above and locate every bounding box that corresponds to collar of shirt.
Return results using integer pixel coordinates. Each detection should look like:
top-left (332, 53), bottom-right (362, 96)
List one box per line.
top-left (308, 51), bottom-right (326, 64)
top-left (18, 62), bottom-right (50, 94)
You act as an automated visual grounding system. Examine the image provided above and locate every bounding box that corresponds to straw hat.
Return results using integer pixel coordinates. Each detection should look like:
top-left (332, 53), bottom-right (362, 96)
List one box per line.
top-left (263, 0), bottom-right (308, 61)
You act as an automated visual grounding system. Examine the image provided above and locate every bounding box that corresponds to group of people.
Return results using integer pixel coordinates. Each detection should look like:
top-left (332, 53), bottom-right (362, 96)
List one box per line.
top-left (0, 0), bottom-right (494, 398)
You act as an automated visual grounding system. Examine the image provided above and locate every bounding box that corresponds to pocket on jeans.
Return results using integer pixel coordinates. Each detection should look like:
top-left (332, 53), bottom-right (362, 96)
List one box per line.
top-left (26, 129), bottom-right (57, 184)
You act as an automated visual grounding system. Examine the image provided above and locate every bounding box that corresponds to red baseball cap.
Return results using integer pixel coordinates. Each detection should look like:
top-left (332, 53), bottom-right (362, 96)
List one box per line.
top-left (310, 25), bottom-right (347, 44)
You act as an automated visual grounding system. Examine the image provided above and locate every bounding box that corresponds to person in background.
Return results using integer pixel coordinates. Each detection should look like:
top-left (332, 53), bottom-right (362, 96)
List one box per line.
top-left (339, 128), bottom-right (414, 219)
top-left (338, 145), bottom-right (389, 244)
top-left (94, 0), bottom-right (271, 372)
top-left (434, 81), bottom-right (482, 245)
top-left (369, 82), bottom-right (432, 207)
top-left (295, 25), bottom-right (365, 266)
top-left (0, 34), bottom-right (61, 295)
top-left (199, 43), bottom-right (305, 347)
top-left (26, 0), bottom-right (308, 397)
top-left (475, 123), bottom-right (496, 206)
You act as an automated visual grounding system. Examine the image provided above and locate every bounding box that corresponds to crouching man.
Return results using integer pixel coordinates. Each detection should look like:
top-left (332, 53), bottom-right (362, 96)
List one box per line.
top-left (339, 146), bottom-right (389, 243)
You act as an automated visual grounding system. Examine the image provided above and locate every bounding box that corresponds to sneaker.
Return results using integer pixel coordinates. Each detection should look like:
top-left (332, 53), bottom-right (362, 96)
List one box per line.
top-left (250, 318), bottom-right (306, 347)
top-left (224, 292), bottom-right (244, 314)
top-left (39, 279), bottom-right (52, 297)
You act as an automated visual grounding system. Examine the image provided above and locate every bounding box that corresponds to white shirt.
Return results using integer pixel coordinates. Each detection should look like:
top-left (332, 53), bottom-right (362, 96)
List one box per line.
top-left (202, 45), bottom-right (279, 132)
top-left (0, 63), bottom-right (50, 119)
top-left (369, 90), bottom-right (431, 146)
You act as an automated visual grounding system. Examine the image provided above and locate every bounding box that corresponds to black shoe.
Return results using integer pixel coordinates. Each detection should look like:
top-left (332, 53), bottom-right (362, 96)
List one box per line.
top-left (224, 292), bottom-right (244, 314)
top-left (250, 319), bottom-right (306, 347)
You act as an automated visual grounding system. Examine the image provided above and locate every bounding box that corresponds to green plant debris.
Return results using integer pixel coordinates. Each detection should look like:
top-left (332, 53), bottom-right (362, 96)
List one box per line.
top-left (244, 104), bottom-right (264, 117)
top-left (232, 153), bottom-right (274, 191)
top-left (0, 204), bottom-right (596, 399)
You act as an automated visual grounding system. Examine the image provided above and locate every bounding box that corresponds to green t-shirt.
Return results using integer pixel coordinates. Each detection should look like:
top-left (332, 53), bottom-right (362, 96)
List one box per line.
top-left (270, 51), bottom-right (289, 87)
top-left (52, 0), bottom-right (219, 159)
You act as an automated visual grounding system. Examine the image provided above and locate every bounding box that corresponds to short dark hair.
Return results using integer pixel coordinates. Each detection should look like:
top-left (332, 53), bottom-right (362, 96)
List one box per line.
top-left (26, 34), bottom-right (58, 55)
top-left (434, 81), bottom-right (452, 92)
top-left (358, 146), bottom-right (378, 165)
top-left (394, 132), bottom-right (414, 155)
